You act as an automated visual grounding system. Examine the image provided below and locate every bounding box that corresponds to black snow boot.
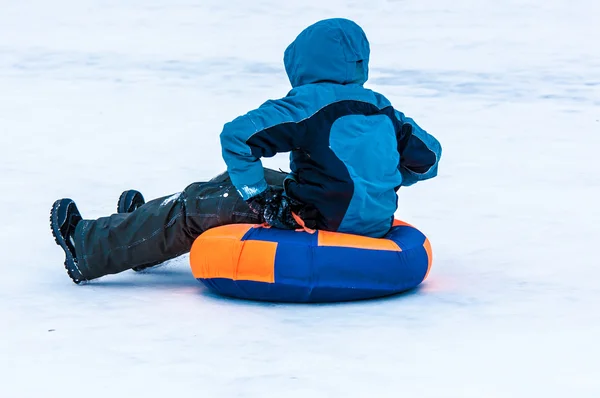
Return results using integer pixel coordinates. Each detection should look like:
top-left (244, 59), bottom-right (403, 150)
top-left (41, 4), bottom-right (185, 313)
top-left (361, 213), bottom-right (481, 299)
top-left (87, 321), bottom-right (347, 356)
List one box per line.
top-left (117, 189), bottom-right (157, 272)
top-left (117, 189), bottom-right (145, 214)
top-left (50, 199), bottom-right (86, 284)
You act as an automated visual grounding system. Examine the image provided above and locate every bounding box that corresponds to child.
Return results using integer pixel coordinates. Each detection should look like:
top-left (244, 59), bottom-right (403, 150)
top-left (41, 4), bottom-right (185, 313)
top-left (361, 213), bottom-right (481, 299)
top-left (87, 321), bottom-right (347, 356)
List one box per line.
top-left (50, 18), bottom-right (441, 283)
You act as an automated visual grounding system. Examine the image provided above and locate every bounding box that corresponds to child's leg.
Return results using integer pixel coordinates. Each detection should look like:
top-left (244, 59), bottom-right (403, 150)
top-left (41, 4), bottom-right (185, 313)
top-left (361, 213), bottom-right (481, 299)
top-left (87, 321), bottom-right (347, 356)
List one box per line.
top-left (73, 168), bottom-right (287, 280)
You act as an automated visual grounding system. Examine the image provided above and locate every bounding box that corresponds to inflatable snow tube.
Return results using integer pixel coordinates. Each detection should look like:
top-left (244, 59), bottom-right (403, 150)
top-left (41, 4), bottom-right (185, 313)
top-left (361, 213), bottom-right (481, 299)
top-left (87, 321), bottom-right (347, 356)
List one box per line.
top-left (189, 220), bottom-right (432, 303)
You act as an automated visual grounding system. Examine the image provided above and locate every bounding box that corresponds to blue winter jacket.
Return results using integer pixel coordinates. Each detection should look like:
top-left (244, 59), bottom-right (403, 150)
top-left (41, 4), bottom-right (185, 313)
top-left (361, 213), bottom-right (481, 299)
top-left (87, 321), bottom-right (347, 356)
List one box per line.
top-left (220, 18), bottom-right (441, 238)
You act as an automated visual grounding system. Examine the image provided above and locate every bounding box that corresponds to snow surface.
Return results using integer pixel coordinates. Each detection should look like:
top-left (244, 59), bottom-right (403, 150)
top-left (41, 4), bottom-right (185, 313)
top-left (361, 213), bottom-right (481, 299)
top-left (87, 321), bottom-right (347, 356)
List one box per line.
top-left (1, 0), bottom-right (599, 396)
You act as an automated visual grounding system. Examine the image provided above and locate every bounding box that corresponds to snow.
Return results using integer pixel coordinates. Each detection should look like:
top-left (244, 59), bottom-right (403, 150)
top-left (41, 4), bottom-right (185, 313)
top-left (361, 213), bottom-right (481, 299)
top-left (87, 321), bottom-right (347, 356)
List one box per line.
top-left (161, 192), bottom-right (182, 207)
top-left (1, 0), bottom-right (599, 396)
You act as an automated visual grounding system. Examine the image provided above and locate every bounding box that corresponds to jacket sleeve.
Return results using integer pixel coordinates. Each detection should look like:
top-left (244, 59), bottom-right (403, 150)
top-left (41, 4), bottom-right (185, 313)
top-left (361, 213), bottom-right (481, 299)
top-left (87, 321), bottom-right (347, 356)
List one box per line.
top-left (395, 111), bottom-right (442, 187)
top-left (220, 96), bottom-right (306, 200)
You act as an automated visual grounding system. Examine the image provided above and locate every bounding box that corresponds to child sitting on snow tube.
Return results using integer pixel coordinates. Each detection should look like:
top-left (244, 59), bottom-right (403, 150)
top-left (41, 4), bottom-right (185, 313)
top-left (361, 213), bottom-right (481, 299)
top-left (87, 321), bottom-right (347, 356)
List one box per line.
top-left (50, 18), bottom-right (442, 284)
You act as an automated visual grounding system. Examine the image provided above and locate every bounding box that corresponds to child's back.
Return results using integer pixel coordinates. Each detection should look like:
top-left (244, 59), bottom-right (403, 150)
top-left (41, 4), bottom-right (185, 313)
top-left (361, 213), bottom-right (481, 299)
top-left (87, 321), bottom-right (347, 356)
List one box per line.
top-left (221, 18), bottom-right (441, 238)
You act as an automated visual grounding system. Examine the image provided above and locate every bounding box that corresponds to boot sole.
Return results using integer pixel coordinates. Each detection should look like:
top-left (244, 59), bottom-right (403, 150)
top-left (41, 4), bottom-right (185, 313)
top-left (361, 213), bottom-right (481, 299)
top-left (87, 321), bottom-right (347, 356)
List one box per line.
top-left (50, 200), bottom-right (86, 284)
top-left (117, 190), bottom-right (145, 214)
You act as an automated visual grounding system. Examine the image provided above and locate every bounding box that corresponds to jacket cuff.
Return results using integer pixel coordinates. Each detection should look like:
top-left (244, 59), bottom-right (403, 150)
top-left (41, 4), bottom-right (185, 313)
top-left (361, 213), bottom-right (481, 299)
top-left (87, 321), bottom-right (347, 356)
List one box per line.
top-left (237, 179), bottom-right (268, 201)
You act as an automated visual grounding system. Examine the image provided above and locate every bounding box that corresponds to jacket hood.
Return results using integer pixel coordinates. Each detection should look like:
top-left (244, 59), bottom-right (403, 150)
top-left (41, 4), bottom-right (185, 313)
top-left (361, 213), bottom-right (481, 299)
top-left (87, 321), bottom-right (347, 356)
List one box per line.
top-left (283, 18), bottom-right (370, 88)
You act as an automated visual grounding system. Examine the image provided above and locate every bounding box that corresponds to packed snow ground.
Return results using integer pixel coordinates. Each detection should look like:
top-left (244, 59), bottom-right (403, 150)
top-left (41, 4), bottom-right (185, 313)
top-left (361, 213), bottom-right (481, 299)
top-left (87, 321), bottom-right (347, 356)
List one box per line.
top-left (1, 0), bottom-right (599, 396)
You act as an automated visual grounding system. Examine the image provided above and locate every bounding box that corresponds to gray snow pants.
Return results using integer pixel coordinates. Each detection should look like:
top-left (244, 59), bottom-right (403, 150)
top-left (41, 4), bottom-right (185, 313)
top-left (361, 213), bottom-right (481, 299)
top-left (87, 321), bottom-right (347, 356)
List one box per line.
top-left (73, 168), bottom-right (287, 281)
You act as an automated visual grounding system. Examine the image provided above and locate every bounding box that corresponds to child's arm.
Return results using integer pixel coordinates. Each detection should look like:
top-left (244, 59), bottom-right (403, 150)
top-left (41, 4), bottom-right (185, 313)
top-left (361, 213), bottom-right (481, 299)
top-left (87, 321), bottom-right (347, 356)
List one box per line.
top-left (220, 97), bottom-right (304, 200)
top-left (395, 111), bottom-right (442, 187)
